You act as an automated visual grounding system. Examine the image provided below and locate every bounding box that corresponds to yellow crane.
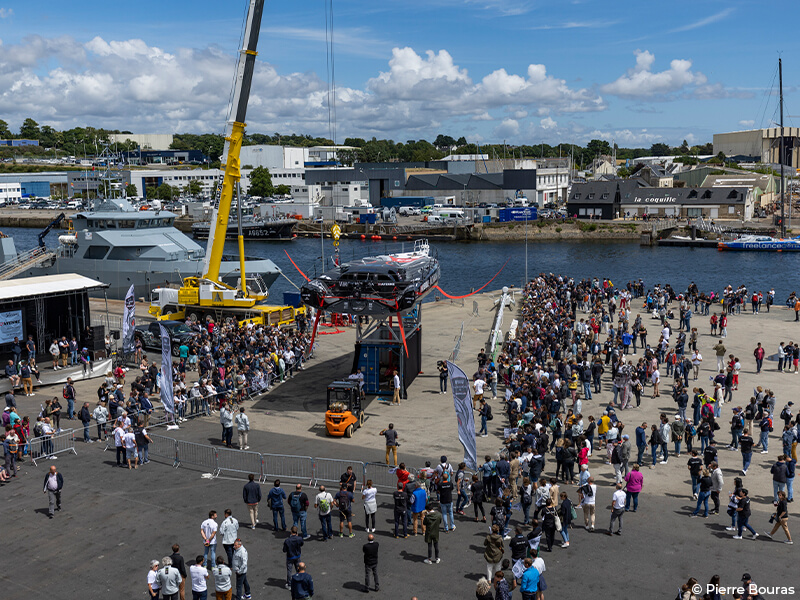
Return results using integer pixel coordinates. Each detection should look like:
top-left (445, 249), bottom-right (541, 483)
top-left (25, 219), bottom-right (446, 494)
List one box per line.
top-left (150, 0), bottom-right (303, 328)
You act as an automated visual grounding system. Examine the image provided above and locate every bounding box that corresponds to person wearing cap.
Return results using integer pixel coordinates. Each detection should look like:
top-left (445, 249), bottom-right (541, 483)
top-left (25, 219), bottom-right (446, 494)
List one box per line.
top-left (672, 416), bottom-right (686, 457)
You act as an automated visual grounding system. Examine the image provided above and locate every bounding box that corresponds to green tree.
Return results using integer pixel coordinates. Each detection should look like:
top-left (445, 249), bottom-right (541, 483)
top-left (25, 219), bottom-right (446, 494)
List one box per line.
top-left (156, 183), bottom-right (174, 200)
top-left (20, 118), bottom-right (40, 140)
top-left (275, 184), bottom-right (291, 196)
top-left (248, 166), bottom-right (273, 197)
top-left (0, 119), bottom-right (10, 139)
top-left (186, 180), bottom-right (203, 196)
top-left (586, 139), bottom-right (612, 157)
top-left (145, 185), bottom-right (157, 199)
top-left (649, 142), bottom-right (671, 156)
top-left (124, 184), bottom-right (139, 197)
top-left (456, 136), bottom-right (467, 146)
top-left (434, 134), bottom-right (456, 150)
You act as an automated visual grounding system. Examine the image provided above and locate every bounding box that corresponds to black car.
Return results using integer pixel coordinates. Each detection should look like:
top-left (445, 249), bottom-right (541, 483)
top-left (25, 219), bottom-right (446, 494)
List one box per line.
top-left (134, 321), bottom-right (197, 356)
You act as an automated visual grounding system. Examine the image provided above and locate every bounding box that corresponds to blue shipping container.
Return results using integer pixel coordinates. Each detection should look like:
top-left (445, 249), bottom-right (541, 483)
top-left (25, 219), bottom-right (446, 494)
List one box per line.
top-left (283, 292), bottom-right (302, 307)
top-left (380, 196), bottom-right (435, 209)
top-left (359, 213), bottom-right (377, 224)
top-left (498, 207), bottom-right (537, 222)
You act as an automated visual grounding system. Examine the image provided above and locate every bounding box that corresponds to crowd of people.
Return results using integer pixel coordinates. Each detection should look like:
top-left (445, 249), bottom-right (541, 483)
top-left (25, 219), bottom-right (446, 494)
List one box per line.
top-left (5, 274), bottom-right (799, 599)
top-left (1, 316), bottom-right (312, 483)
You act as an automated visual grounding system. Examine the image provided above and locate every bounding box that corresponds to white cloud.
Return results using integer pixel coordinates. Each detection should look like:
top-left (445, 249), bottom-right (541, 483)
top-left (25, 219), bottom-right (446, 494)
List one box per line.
top-left (587, 128), bottom-right (663, 145)
top-left (601, 50), bottom-right (706, 99)
top-left (493, 118), bottom-right (519, 138)
top-left (540, 117), bottom-right (557, 129)
top-left (0, 37), bottom-right (605, 141)
top-left (738, 120), bottom-right (755, 128)
top-left (463, 0), bottom-right (534, 17)
top-left (0, 8), bottom-right (13, 18)
top-left (530, 20), bottom-right (619, 30)
top-left (670, 8), bottom-right (735, 33)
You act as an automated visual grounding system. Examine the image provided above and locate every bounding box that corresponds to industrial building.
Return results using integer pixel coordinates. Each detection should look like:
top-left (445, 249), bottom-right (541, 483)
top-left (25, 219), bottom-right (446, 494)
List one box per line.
top-left (568, 180), bottom-right (754, 220)
top-left (713, 127), bottom-right (800, 168)
top-left (0, 139), bottom-right (39, 147)
top-left (0, 172), bottom-right (69, 199)
top-left (107, 133), bottom-right (174, 150)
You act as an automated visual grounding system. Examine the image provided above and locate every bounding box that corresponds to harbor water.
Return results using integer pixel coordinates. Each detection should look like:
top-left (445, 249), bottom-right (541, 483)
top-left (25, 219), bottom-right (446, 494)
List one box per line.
top-left (4, 226), bottom-right (800, 302)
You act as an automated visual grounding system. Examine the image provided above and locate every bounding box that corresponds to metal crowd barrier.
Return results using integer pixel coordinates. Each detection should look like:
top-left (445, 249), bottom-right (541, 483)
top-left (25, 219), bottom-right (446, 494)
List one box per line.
top-left (30, 429), bottom-right (77, 466)
top-left (314, 458), bottom-right (365, 490)
top-left (262, 453), bottom-right (314, 485)
top-left (217, 447), bottom-right (264, 479)
top-left (175, 439), bottom-right (219, 475)
top-left (148, 434), bottom-right (179, 467)
top-left (137, 434), bottom-right (418, 494)
top-left (363, 461), bottom-right (402, 491)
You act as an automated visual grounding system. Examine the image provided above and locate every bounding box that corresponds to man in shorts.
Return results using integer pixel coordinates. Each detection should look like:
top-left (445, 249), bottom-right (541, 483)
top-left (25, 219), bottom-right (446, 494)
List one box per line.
top-left (334, 482), bottom-right (355, 538)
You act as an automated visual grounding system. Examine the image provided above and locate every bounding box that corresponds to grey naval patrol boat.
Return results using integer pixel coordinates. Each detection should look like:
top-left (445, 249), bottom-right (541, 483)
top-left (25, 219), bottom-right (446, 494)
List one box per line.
top-left (7, 198), bottom-right (281, 299)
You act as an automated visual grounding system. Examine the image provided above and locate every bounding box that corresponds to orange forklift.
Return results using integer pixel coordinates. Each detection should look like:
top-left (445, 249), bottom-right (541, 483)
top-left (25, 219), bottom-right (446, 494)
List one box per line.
top-left (325, 380), bottom-right (365, 437)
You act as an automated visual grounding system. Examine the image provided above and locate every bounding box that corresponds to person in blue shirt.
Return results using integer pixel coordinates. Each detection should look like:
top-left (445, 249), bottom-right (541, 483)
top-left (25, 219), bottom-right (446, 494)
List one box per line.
top-left (519, 557), bottom-right (540, 600)
top-left (635, 422), bottom-right (648, 466)
top-left (290, 562), bottom-right (314, 599)
top-left (268, 479), bottom-right (287, 531)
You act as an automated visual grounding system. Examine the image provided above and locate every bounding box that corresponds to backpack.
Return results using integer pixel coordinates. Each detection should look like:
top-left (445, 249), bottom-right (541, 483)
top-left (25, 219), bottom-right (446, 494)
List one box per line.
top-left (485, 405), bottom-right (493, 421)
top-left (63, 385), bottom-right (69, 399)
top-left (732, 414), bottom-right (744, 430)
top-left (290, 492), bottom-right (302, 512)
top-left (318, 495), bottom-right (330, 513)
top-left (780, 407), bottom-right (790, 421)
top-left (521, 485), bottom-right (532, 505)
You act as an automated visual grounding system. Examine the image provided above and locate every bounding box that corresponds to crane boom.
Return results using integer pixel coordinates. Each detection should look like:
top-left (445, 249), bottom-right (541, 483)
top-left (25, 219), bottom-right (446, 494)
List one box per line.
top-left (203, 0), bottom-right (265, 282)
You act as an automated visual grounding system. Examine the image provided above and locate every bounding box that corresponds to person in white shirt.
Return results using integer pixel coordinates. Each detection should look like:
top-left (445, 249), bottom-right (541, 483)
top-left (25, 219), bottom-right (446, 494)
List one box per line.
top-left (122, 427), bottom-right (138, 469)
top-left (361, 480), bottom-right (378, 532)
top-left (235, 407), bottom-right (250, 450)
top-left (473, 377), bottom-right (485, 410)
top-left (691, 351), bottom-right (703, 381)
top-left (315, 485), bottom-right (335, 539)
top-left (219, 509), bottom-right (240, 566)
top-left (146, 560), bottom-right (160, 599)
top-left (201, 511), bottom-right (219, 569)
top-left (392, 370), bottom-right (401, 405)
top-left (579, 477), bottom-right (597, 530)
top-left (189, 556), bottom-right (209, 598)
top-left (607, 483), bottom-right (626, 536)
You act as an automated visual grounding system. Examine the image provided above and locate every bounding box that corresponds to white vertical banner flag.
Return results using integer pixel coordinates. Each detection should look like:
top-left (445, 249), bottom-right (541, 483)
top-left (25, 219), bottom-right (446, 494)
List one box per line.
top-left (122, 285), bottom-right (136, 353)
top-left (159, 323), bottom-right (175, 415)
top-left (447, 360), bottom-right (478, 471)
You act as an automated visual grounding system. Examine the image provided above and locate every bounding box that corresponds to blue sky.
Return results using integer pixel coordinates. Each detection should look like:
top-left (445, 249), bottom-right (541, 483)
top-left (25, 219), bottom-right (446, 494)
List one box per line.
top-left (1, 0), bottom-right (799, 147)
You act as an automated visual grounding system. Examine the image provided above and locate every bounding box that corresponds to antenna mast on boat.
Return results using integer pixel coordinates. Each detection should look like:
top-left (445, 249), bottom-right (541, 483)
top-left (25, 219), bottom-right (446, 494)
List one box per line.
top-left (780, 57), bottom-right (785, 238)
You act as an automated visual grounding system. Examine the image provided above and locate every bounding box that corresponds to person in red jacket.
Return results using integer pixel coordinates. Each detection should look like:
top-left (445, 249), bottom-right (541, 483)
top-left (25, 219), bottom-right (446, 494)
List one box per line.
top-left (753, 343), bottom-right (765, 374)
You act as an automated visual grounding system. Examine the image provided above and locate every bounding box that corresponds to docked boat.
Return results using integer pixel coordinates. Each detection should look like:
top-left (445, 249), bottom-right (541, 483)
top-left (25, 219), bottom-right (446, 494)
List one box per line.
top-left (191, 215), bottom-right (297, 240)
top-left (717, 235), bottom-right (800, 251)
top-left (2, 198), bottom-right (281, 299)
top-left (300, 240), bottom-right (440, 317)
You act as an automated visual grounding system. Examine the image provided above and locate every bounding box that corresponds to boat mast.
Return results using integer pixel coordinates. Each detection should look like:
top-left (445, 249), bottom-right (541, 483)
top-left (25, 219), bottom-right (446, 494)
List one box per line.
top-left (780, 58), bottom-right (785, 238)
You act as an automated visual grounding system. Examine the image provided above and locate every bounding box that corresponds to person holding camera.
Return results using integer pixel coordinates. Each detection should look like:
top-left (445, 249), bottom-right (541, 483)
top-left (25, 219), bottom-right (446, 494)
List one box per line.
top-left (764, 490), bottom-right (792, 544)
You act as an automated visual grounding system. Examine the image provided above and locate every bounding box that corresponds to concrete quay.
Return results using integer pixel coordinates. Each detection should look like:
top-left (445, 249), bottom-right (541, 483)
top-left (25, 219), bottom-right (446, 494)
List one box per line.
top-left (3, 287), bottom-right (797, 599)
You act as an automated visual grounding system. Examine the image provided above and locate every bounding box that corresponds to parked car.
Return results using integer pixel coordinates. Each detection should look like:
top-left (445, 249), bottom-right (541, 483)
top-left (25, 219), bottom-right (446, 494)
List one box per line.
top-left (134, 321), bottom-right (198, 356)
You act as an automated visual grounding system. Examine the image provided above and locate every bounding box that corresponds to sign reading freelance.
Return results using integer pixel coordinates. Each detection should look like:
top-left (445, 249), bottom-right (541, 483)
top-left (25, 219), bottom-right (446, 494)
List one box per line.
top-left (0, 310), bottom-right (23, 344)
